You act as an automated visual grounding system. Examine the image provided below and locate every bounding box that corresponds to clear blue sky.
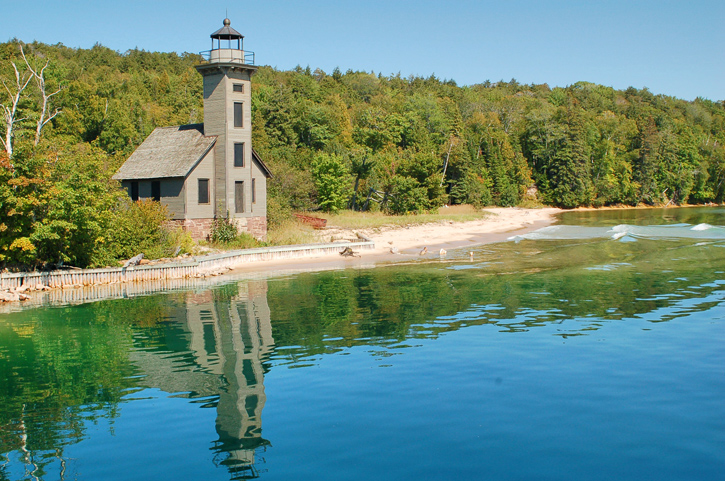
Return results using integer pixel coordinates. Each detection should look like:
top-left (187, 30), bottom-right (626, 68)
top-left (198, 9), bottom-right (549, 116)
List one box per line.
top-left (2, 0), bottom-right (723, 101)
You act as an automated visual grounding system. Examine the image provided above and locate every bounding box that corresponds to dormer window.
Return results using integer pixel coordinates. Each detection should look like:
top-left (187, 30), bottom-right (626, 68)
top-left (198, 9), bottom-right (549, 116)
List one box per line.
top-left (233, 84), bottom-right (244, 93)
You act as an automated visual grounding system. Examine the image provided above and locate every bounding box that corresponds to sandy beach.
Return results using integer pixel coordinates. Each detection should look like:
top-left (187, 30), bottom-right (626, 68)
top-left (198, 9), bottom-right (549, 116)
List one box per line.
top-left (230, 207), bottom-right (563, 275)
top-left (0, 207), bottom-right (563, 311)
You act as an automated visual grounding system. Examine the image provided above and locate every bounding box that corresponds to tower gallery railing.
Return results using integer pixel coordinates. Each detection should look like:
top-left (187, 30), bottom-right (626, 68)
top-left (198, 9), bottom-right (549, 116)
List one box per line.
top-left (199, 49), bottom-right (255, 65)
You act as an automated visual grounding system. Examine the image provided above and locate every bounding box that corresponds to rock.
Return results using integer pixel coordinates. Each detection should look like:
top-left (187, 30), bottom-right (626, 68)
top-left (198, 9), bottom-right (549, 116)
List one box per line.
top-left (123, 253), bottom-right (145, 268)
top-left (0, 291), bottom-right (20, 302)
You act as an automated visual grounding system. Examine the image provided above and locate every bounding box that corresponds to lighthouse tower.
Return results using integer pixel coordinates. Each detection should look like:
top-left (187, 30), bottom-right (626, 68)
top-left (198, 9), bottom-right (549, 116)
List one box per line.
top-left (196, 18), bottom-right (268, 237)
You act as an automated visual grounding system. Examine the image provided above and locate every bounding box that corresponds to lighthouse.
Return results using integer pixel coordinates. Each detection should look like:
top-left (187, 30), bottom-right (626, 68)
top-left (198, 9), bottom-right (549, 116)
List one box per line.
top-left (196, 18), bottom-right (269, 237)
top-left (114, 18), bottom-right (270, 240)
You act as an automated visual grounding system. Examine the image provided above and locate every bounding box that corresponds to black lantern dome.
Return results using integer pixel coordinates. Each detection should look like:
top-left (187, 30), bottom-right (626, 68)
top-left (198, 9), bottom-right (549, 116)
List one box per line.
top-left (210, 18), bottom-right (244, 50)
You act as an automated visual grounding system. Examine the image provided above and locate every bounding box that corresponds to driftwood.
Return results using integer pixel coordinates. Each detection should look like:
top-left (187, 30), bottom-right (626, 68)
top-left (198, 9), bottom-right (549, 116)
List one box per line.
top-left (123, 253), bottom-right (145, 268)
top-left (339, 247), bottom-right (359, 257)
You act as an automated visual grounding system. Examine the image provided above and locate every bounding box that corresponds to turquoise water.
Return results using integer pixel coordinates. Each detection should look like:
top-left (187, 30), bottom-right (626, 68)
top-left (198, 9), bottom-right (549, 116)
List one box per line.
top-left (1, 207), bottom-right (724, 480)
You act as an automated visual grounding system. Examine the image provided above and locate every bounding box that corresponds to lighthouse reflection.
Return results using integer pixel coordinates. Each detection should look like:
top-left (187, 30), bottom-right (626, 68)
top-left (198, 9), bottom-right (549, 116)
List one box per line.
top-left (130, 280), bottom-right (274, 479)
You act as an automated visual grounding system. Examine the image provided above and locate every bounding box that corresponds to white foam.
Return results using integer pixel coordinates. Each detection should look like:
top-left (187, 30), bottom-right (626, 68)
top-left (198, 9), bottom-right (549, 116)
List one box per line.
top-left (691, 223), bottom-right (713, 231)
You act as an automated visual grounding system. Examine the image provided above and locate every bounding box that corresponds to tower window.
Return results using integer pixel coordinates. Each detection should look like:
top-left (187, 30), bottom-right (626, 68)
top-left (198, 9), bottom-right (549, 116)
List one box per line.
top-left (252, 178), bottom-right (256, 204)
top-left (234, 142), bottom-right (245, 167)
top-left (234, 102), bottom-right (243, 128)
top-left (198, 178), bottom-right (210, 204)
top-left (235, 181), bottom-right (245, 213)
top-left (233, 83), bottom-right (244, 93)
top-left (151, 181), bottom-right (161, 201)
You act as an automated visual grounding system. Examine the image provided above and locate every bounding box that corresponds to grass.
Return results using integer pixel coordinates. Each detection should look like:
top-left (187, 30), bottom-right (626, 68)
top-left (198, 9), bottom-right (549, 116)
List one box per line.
top-left (266, 219), bottom-right (319, 246)
top-left (203, 204), bottom-right (523, 251)
top-left (315, 205), bottom-right (495, 230)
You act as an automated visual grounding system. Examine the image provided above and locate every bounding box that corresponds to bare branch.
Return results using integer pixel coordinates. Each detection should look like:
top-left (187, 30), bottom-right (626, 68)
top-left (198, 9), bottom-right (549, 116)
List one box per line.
top-left (1, 57), bottom-right (33, 158)
top-left (21, 44), bottom-right (64, 146)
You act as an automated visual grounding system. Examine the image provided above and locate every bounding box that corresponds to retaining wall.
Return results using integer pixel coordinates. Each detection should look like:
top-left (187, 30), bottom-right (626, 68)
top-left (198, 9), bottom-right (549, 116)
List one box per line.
top-left (0, 241), bottom-right (375, 290)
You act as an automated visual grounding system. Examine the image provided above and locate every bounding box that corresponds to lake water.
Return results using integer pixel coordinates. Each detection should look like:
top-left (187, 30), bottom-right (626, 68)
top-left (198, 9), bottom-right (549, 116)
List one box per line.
top-left (1, 207), bottom-right (724, 480)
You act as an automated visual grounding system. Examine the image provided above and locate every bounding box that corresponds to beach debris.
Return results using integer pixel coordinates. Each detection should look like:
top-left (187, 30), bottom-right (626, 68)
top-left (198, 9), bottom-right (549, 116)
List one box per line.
top-left (339, 246), bottom-right (359, 257)
top-left (439, 249), bottom-right (447, 257)
top-left (294, 213), bottom-right (327, 229)
top-left (419, 247), bottom-right (428, 255)
top-left (123, 253), bottom-right (145, 268)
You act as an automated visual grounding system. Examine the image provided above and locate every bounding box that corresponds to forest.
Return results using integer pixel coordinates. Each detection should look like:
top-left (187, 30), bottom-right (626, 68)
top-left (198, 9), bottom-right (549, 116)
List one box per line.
top-left (1, 40), bottom-right (724, 268)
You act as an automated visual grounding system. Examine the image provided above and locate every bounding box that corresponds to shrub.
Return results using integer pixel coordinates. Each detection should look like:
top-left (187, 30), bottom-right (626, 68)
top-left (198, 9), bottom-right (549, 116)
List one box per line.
top-left (210, 211), bottom-right (239, 244)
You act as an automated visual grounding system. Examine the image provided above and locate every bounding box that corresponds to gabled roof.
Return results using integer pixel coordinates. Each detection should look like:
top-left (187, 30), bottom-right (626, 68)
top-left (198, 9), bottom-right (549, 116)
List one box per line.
top-left (113, 124), bottom-right (216, 180)
top-left (252, 149), bottom-right (273, 179)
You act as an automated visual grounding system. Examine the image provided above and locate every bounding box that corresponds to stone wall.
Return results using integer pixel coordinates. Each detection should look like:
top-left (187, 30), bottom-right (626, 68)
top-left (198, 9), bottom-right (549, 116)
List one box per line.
top-left (166, 219), bottom-right (215, 241)
top-left (168, 216), bottom-right (267, 241)
top-left (233, 216), bottom-right (267, 240)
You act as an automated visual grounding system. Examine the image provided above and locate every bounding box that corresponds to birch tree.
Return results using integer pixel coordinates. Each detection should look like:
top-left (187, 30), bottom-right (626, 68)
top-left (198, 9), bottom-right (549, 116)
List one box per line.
top-left (20, 45), bottom-right (63, 146)
top-left (0, 57), bottom-right (32, 158)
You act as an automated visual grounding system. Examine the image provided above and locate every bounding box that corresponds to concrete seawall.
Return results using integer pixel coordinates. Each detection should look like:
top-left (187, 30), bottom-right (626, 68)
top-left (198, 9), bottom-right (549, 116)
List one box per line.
top-left (0, 241), bottom-right (375, 291)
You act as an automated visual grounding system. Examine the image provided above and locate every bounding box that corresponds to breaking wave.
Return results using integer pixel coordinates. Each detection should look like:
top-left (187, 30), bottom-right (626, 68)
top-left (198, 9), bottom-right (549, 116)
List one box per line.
top-left (509, 223), bottom-right (725, 243)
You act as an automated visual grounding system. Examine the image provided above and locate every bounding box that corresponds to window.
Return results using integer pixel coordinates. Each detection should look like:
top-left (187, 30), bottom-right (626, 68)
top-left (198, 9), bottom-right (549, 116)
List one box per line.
top-left (234, 102), bottom-right (243, 128)
top-left (252, 178), bottom-right (256, 204)
top-left (151, 181), bottom-right (161, 201)
top-left (130, 181), bottom-right (139, 201)
top-left (233, 83), bottom-right (244, 93)
top-left (234, 142), bottom-right (245, 167)
top-left (198, 178), bottom-right (209, 204)
top-left (235, 181), bottom-right (245, 213)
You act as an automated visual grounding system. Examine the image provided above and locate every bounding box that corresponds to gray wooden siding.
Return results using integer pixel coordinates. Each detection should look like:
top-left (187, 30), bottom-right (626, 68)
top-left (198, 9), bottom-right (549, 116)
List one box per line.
top-left (250, 158), bottom-right (267, 217)
top-left (186, 149), bottom-right (216, 219)
top-left (121, 178), bottom-right (185, 219)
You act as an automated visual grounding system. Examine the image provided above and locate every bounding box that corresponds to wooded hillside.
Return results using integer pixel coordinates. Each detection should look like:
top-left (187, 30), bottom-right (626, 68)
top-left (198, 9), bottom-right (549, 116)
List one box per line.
top-left (2, 41), bottom-right (724, 267)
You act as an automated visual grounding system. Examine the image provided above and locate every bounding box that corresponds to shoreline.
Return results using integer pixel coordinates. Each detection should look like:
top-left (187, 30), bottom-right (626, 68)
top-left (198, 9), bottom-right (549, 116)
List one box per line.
top-left (0, 207), bottom-right (562, 309)
top-left (3, 202), bottom-right (717, 310)
top-left (227, 207), bottom-right (563, 275)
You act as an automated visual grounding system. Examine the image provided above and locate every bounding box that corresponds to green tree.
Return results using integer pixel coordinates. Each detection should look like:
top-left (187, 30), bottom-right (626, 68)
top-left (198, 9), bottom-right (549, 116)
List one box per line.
top-left (311, 152), bottom-right (351, 212)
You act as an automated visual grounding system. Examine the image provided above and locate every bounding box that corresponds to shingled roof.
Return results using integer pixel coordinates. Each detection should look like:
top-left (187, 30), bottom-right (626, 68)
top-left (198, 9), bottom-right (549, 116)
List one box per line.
top-left (113, 124), bottom-right (216, 180)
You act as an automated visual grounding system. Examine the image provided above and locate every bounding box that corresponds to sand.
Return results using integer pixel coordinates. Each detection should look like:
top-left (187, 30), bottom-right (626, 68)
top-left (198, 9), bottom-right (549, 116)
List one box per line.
top-left (229, 207), bottom-right (563, 275)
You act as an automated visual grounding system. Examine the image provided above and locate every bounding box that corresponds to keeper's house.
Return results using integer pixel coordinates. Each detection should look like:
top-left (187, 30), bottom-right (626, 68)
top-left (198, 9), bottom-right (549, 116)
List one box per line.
top-left (113, 19), bottom-right (271, 240)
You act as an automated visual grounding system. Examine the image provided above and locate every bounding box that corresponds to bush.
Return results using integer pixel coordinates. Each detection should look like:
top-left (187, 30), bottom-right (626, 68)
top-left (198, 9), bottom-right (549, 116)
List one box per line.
top-left (210, 211), bottom-right (238, 244)
top-left (387, 176), bottom-right (430, 214)
top-left (99, 199), bottom-right (193, 265)
top-left (209, 211), bottom-right (263, 249)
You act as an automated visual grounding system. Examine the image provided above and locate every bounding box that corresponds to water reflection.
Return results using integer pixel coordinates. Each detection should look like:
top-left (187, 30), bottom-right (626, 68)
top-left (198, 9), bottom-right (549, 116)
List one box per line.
top-left (129, 281), bottom-right (274, 479)
top-left (2, 213), bottom-right (725, 480)
top-left (0, 281), bottom-right (275, 481)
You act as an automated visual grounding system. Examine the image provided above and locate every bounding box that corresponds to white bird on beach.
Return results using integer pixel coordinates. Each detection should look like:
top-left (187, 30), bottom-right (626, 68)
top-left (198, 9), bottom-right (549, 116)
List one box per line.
top-left (439, 249), bottom-right (447, 257)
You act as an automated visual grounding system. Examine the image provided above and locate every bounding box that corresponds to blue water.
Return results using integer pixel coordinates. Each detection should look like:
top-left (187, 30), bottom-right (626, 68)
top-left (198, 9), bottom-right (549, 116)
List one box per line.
top-left (1, 207), bottom-right (724, 480)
